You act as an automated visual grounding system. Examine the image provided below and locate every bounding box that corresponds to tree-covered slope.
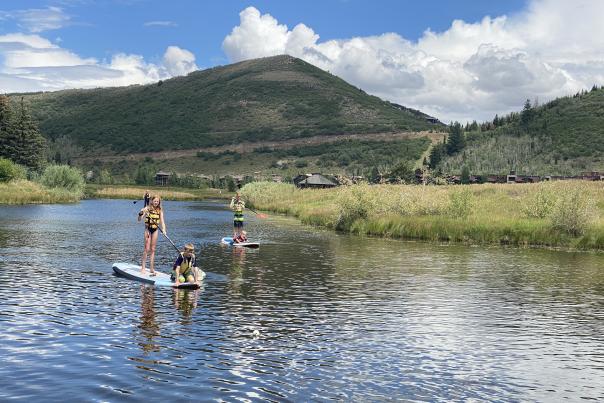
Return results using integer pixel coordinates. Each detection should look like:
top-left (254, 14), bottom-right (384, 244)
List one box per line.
top-left (438, 86), bottom-right (604, 175)
top-left (13, 55), bottom-right (440, 154)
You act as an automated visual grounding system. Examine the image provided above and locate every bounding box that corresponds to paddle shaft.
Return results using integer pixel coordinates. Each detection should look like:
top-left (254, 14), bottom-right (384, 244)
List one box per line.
top-left (246, 205), bottom-right (267, 218)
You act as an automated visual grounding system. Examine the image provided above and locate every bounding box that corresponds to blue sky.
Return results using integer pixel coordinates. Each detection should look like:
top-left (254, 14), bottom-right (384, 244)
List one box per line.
top-left (1, 0), bottom-right (603, 122)
top-left (1, 0), bottom-right (527, 67)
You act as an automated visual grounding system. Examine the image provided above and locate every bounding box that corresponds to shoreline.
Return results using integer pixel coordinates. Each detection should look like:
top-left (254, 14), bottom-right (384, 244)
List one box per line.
top-left (241, 181), bottom-right (604, 252)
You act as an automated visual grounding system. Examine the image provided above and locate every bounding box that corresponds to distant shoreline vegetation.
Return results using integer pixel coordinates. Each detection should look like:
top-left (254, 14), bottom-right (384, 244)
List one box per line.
top-left (0, 159), bottom-right (85, 204)
top-left (84, 185), bottom-right (233, 201)
top-left (242, 181), bottom-right (604, 251)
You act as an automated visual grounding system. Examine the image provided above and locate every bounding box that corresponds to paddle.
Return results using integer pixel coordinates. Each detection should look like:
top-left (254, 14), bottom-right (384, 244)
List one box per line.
top-left (158, 227), bottom-right (198, 284)
top-left (247, 206), bottom-right (268, 219)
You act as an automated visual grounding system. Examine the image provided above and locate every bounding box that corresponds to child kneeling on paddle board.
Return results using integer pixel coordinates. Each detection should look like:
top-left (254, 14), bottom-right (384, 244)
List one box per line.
top-left (172, 243), bottom-right (201, 286)
top-left (233, 230), bottom-right (248, 244)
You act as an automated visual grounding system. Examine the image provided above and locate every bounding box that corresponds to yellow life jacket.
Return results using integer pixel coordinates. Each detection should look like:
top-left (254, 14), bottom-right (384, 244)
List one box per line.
top-left (145, 207), bottom-right (161, 229)
top-left (232, 200), bottom-right (245, 221)
top-left (176, 254), bottom-right (195, 276)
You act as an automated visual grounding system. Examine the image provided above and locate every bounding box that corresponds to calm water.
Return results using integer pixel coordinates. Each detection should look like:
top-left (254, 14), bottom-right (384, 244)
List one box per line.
top-left (0, 199), bottom-right (603, 402)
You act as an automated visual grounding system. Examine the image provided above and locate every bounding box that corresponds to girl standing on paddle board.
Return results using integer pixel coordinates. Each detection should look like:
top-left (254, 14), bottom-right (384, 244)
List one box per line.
top-left (230, 192), bottom-right (245, 239)
top-left (137, 195), bottom-right (166, 276)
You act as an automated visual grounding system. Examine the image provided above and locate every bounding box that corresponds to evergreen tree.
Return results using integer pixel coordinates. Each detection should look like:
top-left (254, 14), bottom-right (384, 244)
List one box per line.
top-left (0, 95), bottom-right (14, 162)
top-left (388, 161), bottom-right (415, 183)
top-left (520, 99), bottom-right (534, 131)
top-left (428, 143), bottom-right (445, 169)
top-left (7, 98), bottom-right (46, 170)
top-left (460, 166), bottom-right (470, 184)
top-left (446, 122), bottom-right (465, 155)
top-left (369, 166), bottom-right (380, 184)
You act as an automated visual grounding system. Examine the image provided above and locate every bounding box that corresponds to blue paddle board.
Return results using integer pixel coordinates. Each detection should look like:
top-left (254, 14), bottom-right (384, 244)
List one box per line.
top-left (221, 237), bottom-right (260, 248)
top-left (112, 262), bottom-right (204, 289)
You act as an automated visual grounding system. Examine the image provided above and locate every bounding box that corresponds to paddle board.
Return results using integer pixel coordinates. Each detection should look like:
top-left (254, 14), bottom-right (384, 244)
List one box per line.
top-left (112, 262), bottom-right (204, 289)
top-left (221, 237), bottom-right (260, 248)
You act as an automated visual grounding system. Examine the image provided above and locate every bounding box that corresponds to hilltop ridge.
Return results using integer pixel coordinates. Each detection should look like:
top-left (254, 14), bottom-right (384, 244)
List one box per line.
top-left (15, 55), bottom-right (441, 155)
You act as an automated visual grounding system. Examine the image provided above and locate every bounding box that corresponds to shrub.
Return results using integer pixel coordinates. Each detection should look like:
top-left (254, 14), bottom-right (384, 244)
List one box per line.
top-left (336, 184), bottom-right (376, 229)
top-left (447, 188), bottom-right (474, 218)
top-left (521, 183), bottom-right (556, 218)
top-left (0, 158), bottom-right (27, 182)
top-left (550, 186), bottom-right (597, 236)
top-left (39, 164), bottom-right (85, 194)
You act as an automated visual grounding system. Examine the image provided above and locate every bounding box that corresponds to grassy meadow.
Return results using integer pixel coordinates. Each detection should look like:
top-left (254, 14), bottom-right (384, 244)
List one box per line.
top-left (242, 181), bottom-right (604, 250)
top-left (0, 179), bottom-right (83, 204)
top-left (85, 184), bottom-right (233, 201)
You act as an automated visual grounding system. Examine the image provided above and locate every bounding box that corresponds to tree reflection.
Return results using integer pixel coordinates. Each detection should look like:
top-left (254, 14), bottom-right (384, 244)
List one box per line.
top-left (138, 284), bottom-right (160, 353)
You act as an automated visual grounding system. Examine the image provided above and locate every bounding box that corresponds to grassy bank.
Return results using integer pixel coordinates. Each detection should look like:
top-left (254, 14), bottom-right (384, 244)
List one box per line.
top-left (242, 181), bottom-right (604, 250)
top-left (85, 184), bottom-right (233, 201)
top-left (0, 180), bottom-right (83, 204)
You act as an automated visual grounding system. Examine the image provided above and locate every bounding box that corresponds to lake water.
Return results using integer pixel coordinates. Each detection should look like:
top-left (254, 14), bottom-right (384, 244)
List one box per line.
top-left (0, 199), bottom-right (603, 401)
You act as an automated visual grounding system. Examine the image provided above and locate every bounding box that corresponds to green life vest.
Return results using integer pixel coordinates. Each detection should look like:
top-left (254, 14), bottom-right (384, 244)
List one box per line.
top-left (233, 200), bottom-right (245, 222)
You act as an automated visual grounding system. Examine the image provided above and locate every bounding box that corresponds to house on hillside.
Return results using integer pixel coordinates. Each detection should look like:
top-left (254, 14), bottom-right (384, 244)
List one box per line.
top-left (581, 171), bottom-right (604, 181)
top-left (155, 171), bottom-right (171, 186)
top-left (296, 173), bottom-right (338, 189)
top-left (293, 174), bottom-right (311, 187)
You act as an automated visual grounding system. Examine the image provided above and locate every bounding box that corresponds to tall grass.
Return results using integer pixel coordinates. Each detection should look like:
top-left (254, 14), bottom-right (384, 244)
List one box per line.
top-left (87, 185), bottom-right (231, 201)
top-left (242, 181), bottom-right (604, 250)
top-left (0, 179), bottom-right (82, 204)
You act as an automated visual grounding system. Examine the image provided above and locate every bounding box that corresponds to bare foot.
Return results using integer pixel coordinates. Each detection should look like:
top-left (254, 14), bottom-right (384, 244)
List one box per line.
top-left (150, 270), bottom-right (156, 277)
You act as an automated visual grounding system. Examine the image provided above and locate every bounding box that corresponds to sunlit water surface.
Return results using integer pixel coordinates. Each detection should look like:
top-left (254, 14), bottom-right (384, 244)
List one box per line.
top-left (1, 199), bottom-right (603, 401)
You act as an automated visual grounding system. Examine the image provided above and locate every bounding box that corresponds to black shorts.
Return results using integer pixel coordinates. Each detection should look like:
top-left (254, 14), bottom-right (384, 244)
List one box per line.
top-left (233, 221), bottom-right (243, 228)
top-left (146, 227), bottom-right (158, 235)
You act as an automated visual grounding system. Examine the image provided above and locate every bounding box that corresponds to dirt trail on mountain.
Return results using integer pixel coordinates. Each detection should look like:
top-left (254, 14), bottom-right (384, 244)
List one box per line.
top-left (75, 131), bottom-right (445, 163)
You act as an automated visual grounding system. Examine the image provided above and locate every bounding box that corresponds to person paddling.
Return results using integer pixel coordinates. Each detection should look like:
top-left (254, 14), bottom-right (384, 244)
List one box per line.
top-left (229, 192), bottom-right (246, 239)
top-left (172, 243), bottom-right (201, 286)
top-left (137, 195), bottom-right (166, 276)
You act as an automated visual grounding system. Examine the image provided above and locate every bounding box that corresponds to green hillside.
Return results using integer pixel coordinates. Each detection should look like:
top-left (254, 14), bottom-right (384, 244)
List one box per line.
top-left (13, 55), bottom-right (440, 154)
top-left (439, 86), bottom-right (604, 175)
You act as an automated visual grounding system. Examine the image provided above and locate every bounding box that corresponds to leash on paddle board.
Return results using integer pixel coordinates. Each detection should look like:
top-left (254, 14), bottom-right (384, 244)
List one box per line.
top-left (158, 227), bottom-right (199, 284)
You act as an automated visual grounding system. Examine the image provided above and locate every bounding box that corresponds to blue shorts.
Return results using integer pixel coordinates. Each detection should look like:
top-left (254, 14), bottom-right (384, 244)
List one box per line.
top-left (233, 221), bottom-right (243, 228)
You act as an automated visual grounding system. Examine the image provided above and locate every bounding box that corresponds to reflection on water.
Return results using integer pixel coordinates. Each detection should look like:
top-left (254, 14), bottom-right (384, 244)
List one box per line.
top-left (173, 288), bottom-right (200, 322)
top-left (138, 285), bottom-right (160, 354)
top-left (0, 199), bottom-right (603, 401)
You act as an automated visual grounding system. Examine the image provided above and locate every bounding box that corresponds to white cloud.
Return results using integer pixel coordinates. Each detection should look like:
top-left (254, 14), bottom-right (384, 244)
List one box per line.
top-left (0, 34), bottom-right (198, 92)
top-left (13, 6), bottom-right (71, 33)
top-left (162, 46), bottom-right (198, 77)
top-left (222, 0), bottom-right (604, 122)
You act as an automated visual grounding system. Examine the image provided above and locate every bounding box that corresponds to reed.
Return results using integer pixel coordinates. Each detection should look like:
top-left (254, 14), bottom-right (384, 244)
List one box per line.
top-left (0, 180), bottom-right (82, 204)
top-left (242, 181), bottom-right (604, 250)
top-left (86, 185), bottom-right (231, 201)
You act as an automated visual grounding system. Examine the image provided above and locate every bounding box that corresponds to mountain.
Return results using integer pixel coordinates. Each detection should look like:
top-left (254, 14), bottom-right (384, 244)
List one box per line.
top-left (438, 86), bottom-right (604, 175)
top-left (12, 55), bottom-right (441, 155)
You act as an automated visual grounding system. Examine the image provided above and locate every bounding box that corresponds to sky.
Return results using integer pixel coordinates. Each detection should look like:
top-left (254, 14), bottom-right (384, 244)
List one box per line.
top-left (1, 0), bottom-right (603, 123)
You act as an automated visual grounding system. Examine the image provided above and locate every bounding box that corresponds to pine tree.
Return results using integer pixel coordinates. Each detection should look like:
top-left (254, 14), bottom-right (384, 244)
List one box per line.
top-left (7, 98), bottom-right (46, 171)
top-left (0, 95), bottom-right (14, 161)
top-left (446, 122), bottom-right (465, 155)
top-left (520, 99), bottom-right (534, 131)
top-left (461, 166), bottom-right (470, 184)
top-left (369, 166), bottom-right (380, 184)
top-left (428, 143), bottom-right (445, 169)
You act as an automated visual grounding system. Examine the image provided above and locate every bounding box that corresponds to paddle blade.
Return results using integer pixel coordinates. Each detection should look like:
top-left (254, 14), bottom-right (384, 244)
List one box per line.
top-left (257, 213), bottom-right (268, 219)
